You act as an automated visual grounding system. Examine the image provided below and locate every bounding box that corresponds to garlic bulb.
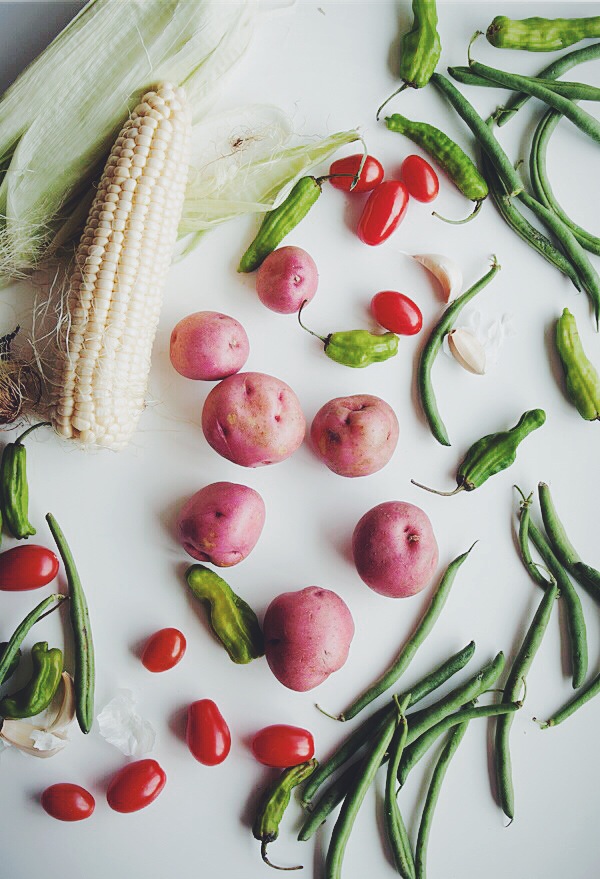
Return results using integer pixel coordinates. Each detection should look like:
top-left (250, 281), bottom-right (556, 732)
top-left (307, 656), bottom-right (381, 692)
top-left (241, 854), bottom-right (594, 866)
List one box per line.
top-left (412, 254), bottom-right (463, 302)
top-left (447, 329), bottom-right (486, 375)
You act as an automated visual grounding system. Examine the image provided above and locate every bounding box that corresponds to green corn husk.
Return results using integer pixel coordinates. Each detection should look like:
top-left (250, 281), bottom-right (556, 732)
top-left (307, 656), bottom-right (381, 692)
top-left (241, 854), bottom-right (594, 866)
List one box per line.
top-left (0, 0), bottom-right (254, 276)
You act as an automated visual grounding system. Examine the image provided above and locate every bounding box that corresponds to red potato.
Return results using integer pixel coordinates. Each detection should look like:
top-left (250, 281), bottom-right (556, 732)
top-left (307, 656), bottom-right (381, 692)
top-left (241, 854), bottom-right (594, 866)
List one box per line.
top-left (201, 372), bottom-right (306, 467)
top-left (352, 501), bottom-right (438, 598)
top-left (256, 246), bottom-right (318, 314)
top-left (310, 394), bottom-right (398, 477)
top-left (263, 586), bottom-right (354, 691)
top-left (170, 311), bottom-right (249, 380)
top-left (177, 481), bottom-right (265, 566)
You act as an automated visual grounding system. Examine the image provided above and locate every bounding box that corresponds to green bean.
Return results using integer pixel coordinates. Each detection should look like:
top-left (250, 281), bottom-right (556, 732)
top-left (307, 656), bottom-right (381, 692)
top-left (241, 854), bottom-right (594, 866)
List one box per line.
top-left (496, 42), bottom-right (600, 126)
top-left (531, 109), bottom-right (600, 257)
top-left (0, 594), bottom-right (65, 686)
top-left (398, 703), bottom-right (520, 787)
top-left (325, 712), bottom-right (398, 879)
top-left (304, 641), bottom-right (476, 806)
top-left (527, 518), bottom-right (588, 689)
top-left (479, 147), bottom-right (581, 289)
top-left (540, 671), bottom-right (600, 728)
top-left (415, 722), bottom-right (469, 879)
top-left (385, 698), bottom-right (415, 879)
top-left (340, 546), bottom-right (477, 720)
top-left (449, 66), bottom-right (600, 102)
top-left (298, 761), bottom-right (358, 841)
top-left (469, 60), bottom-right (600, 146)
top-left (495, 580), bottom-right (558, 821)
top-left (515, 489), bottom-right (555, 589)
top-left (46, 513), bottom-right (95, 734)
top-left (538, 482), bottom-right (600, 603)
top-left (418, 258), bottom-right (500, 446)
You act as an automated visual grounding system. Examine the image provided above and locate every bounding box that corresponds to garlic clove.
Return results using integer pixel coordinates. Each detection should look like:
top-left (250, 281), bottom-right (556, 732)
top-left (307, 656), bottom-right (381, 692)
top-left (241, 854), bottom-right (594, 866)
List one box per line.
top-left (412, 253), bottom-right (463, 302)
top-left (47, 673), bottom-right (75, 733)
top-left (447, 328), bottom-right (486, 375)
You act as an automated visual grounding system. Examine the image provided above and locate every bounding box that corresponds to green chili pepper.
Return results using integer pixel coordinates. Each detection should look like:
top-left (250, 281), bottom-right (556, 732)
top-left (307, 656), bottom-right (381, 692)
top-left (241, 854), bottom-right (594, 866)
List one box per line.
top-left (0, 422), bottom-right (49, 539)
top-left (384, 113), bottom-right (488, 223)
top-left (297, 302), bottom-right (398, 368)
top-left (0, 642), bottom-right (21, 682)
top-left (0, 641), bottom-right (63, 719)
top-left (46, 513), bottom-right (95, 735)
top-left (253, 759), bottom-right (317, 871)
top-left (486, 15), bottom-right (600, 52)
top-left (238, 177), bottom-right (323, 273)
top-left (555, 308), bottom-right (600, 421)
top-left (412, 409), bottom-right (546, 496)
top-left (185, 564), bottom-right (264, 664)
top-left (377, 0), bottom-right (441, 117)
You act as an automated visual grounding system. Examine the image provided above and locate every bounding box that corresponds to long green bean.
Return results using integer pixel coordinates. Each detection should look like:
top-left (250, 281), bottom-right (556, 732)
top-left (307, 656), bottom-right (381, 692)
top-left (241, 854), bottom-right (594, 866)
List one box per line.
top-left (541, 671), bottom-right (600, 728)
top-left (415, 722), bottom-right (469, 879)
top-left (0, 594), bottom-right (65, 686)
top-left (450, 66), bottom-right (600, 102)
top-left (515, 489), bottom-right (555, 589)
top-left (340, 547), bottom-right (477, 720)
top-left (495, 581), bottom-right (558, 821)
top-left (384, 697), bottom-right (415, 879)
top-left (298, 761), bottom-right (357, 841)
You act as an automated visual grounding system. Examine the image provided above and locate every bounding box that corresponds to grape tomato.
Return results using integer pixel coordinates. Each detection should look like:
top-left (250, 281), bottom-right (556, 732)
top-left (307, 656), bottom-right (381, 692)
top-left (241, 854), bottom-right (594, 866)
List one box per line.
top-left (186, 699), bottom-right (231, 766)
top-left (41, 783), bottom-right (95, 821)
top-left (400, 155), bottom-right (439, 203)
top-left (357, 181), bottom-right (409, 246)
top-left (371, 291), bottom-right (423, 335)
top-left (0, 545), bottom-right (59, 591)
top-left (251, 724), bottom-right (315, 768)
top-left (141, 628), bottom-right (186, 672)
top-left (329, 154), bottom-right (384, 192)
top-left (106, 759), bottom-right (166, 813)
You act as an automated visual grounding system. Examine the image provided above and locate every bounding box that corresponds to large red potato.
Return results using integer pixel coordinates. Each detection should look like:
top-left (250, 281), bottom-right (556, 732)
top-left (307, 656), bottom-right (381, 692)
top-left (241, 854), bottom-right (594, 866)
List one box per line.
top-left (170, 311), bottom-right (249, 380)
top-left (201, 372), bottom-right (306, 467)
top-left (352, 501), bottom-right (438, 598)
top-left (177, 482), bottom-right (265, 566)
top-left (263, 586), bottom-right (355, 691)
top-left (310, 394), bottom-right (398, 477)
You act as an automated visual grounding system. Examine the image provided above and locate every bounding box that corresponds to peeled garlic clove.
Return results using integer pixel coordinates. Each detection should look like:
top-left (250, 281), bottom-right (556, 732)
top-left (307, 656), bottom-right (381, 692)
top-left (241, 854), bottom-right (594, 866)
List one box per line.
top-left (447, 328), bottom-right (486, 375)
top-left (412, 254), bottom-right (463, 302)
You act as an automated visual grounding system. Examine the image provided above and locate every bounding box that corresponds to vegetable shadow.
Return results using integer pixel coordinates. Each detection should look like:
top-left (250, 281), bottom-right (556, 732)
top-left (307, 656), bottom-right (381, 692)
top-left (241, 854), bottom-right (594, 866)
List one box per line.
top-left (167, 703), bottom-right (188, 746)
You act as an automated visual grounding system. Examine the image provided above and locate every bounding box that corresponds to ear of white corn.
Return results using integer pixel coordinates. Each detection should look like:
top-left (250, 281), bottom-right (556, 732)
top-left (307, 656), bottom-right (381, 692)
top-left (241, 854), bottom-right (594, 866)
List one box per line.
top-left (52, 82), bottom-right (191, 450)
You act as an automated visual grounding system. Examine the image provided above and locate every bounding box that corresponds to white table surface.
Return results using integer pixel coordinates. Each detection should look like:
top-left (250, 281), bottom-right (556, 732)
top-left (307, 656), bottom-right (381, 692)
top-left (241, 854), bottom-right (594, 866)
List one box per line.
top-left (1, 1), bottom-right (600, 877)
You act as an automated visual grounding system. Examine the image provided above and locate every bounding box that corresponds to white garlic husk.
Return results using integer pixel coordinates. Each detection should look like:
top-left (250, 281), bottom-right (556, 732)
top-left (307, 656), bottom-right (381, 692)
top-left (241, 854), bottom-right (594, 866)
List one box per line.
top-left (0, 672), bottom-right (75, 757)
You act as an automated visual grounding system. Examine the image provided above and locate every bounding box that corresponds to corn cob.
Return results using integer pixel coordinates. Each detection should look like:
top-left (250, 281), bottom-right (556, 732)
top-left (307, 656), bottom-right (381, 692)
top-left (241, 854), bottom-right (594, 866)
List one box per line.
top-left (52, 82), bottom-right (191, 450)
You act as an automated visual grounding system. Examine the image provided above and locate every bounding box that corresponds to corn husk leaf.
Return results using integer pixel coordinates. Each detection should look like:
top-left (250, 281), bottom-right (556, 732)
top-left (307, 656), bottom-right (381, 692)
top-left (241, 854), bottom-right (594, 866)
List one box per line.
top-left (0, 0), bottom-right (254, 276)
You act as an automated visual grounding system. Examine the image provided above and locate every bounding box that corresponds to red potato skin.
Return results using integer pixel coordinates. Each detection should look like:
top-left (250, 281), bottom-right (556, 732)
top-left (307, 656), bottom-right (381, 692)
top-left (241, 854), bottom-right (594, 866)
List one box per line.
top-left (256, 246), bottom-right (318, 314)
top-left (170, 311), bottom-right (249, 380)
top-left (263, 586), bottom-right (355, 691)
top-left (352, 501), bottom-right (439, 598)
top-left (310, 394), bottom-right (399, 477)
top-left (201, 372), bottom-right (306, 467)
top-left (176, 481), bottom-right (265, 566)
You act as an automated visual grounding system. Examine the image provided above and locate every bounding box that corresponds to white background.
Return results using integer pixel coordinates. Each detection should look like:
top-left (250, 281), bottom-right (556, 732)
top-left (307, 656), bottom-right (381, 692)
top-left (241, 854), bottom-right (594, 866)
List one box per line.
top-left (1, 1), bottom-right (600, 877)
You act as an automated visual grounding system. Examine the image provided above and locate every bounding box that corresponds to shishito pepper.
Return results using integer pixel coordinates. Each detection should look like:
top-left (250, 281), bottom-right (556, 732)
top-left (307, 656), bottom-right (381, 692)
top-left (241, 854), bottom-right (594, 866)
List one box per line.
top-left (253, 759), bottom-right (318, 870)
top-left (486, 15), bottom-right (600, 52)
top-left (0, 422), bottom-right (49, 539)
top-left (412, 409), bottom-right (546, 496)
top-left (0, 641), bottom-right (63, 719)
top-left (298, 303), bottom-right (398, 368)
top-left (185, 565), bottom-right (264, 664)
top-left (555, 308), bottom-right (600, 421)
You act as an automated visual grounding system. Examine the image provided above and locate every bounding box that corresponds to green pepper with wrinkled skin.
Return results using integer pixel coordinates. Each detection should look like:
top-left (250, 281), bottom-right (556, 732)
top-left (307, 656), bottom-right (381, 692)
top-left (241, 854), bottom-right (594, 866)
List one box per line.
top-left (0, 641), bottom-right (63, 719)
top-left (412, 409), bottom-right (546, 496)
top-left (0, 642), bottom-right (21, 682)
top-left (555, 308), bottom-right (600, 421)
top-left (298, 304), bottom-right (398, 368)
top-left (1, 422), bottom-right (49, 539)
top-left (185, 565), bottom-right (264, 664)
top-left (253, 759), bottom-right (318, 871)
top-left (486, 15), bottom-right (600, 52)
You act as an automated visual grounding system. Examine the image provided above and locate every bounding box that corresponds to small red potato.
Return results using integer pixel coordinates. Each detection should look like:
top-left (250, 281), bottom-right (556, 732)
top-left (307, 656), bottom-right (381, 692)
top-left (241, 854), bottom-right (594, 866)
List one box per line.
top-left (352, 501), bottom-right (438, 598)
top-left (256, 246), bottom-right (318, 314)
top-left (310, 394), bottom-right (398, 477)
top-left (177, 481), bottom-right (266, 566)
top-left (170, 311), bottom-right (249, 380)
top-left (263, 586), bottom-right (355, 691)
top-left (201, 372), bottom-right (306, 467)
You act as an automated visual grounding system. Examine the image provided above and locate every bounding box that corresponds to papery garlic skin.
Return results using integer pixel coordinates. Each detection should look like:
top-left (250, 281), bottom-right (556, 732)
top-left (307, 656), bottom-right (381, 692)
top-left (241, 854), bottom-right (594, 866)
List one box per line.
top-left (447, 328), bottom-right (486, 375)
top-left (412, 254), bottom-right (463, 302)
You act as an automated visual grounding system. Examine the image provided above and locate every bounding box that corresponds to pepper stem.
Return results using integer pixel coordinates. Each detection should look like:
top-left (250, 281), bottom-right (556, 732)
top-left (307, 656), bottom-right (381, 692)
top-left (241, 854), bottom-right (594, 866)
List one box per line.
top-left (376, 82), bottom-right (408, 121)
top-left (297, 301), bottom-right (326, 343)
top-left (14, 421), bottom-right (51, 445)
top-left (410, 479), bottom-right (464, 497)
top-left (432, 198), bottom-right (484, 225)
top-left (261, 840), bottom-right (303, 871)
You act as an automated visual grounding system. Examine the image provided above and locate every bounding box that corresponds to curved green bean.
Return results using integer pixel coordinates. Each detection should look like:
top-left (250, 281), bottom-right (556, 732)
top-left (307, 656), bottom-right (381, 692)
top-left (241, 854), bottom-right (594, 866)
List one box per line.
top-left (303, 641), bottom-right (476, 806)
top-left (527, 518), bottom-right (588, 689)
top-left (515, 489), bottom-right (555, 588)
top-left (297, 760), bottom-right (357, 841)
top-left (325, 713), bottom-right (398, 879)
top-left (398, 702), bottom-right (520, 787)
top-left (385, 702), bottom-right (415, 879)
top-left (0, 594), bottom-right (65, 686)
top-left (541, 670), bottom-right (600, 728)
top-left (450, 66), bottom-right (600, 102)
top-left (415, 722), bottom-right (469, 879)
top-left (418, 258), bottom-right (501, 446)
top-left (495, 581), bottom-right (558, 821)
top-left (340, 546), bottom-right (477, 720)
